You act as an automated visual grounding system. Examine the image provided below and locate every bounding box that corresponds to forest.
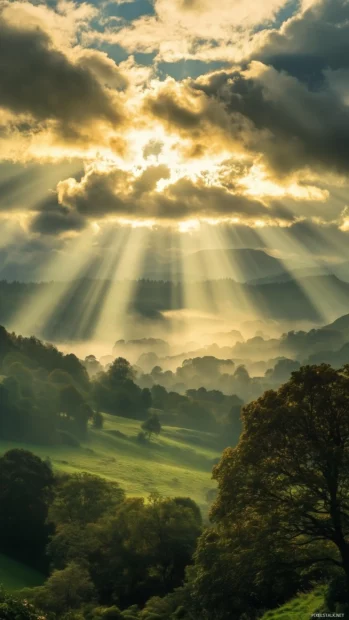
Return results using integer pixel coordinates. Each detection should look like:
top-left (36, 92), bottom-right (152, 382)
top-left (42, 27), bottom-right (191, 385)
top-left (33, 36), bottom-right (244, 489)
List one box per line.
top-left (0, 325), bottom-right (244, 448)
top-left (2, 363), bottom-right (349, 619)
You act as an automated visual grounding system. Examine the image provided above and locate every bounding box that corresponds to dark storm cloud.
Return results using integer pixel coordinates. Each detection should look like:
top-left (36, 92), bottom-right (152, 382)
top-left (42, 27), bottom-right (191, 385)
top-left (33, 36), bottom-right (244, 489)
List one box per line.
top-left (0, 13), bottom-right (124, 137)
top-left (257, 0), bottom-right (349, 82)
top-left (194, 65), bottom-right (349, 175)
top-left (30, 195), bottom-right (86, 235)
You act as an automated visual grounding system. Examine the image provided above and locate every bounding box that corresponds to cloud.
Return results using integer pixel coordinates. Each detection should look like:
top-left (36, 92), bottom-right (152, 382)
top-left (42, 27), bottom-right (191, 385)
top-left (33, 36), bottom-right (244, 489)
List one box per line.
top-left (92, 0), bottom-right (291, 63)
top-left (255, 0), bottom-right (349, 82)
top-left (0, 1), bottom-right (128, 155)
top-left (29, 195), bottom-right (86, 236)
top-left (56, 162), bottom-right (303, 225)
top-left (1, 0), bottom-right (349, 248)
top-left (144, 58), bottom-right (349, 178)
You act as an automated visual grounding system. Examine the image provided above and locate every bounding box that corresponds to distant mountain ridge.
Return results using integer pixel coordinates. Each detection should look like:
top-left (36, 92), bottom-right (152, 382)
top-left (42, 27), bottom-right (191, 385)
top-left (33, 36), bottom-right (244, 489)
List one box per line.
top-left (1, 246), bottom-right (349, 284)
top-left (138, 249), bottom-right (349, 284)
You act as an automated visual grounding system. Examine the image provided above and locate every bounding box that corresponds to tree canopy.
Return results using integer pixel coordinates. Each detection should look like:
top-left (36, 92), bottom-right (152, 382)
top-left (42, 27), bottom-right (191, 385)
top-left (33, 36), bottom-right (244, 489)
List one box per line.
top-left (191, 364), bottom-right (349, 619)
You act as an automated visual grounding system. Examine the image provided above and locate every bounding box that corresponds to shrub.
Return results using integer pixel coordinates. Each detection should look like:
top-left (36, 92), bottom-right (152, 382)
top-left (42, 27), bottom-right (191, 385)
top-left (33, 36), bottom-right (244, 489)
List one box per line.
top-left (137, 431), bottom-right (147, 444)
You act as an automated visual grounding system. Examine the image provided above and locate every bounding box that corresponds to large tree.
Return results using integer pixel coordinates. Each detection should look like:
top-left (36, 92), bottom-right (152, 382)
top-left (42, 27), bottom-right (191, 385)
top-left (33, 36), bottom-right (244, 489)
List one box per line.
top-left (49, 472), bottom-right (125, 527)
top-left (141, 413), bottom-right (161, 440)
top-left (0, 449), bottom-right (54, 569)
top-left (192, 365), bottom-right (349, 618)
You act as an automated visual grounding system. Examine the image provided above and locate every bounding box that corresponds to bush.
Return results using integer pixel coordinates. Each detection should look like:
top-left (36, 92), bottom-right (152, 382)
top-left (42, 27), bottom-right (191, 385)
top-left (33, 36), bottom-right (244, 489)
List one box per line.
top-left (101, 607), bottom-right (123, 620)
top-left (122, 605), bottom-right (139, 619)
top-left (91, 606), bottom-right (123, 619)
top-left (0, 588), bottom-right (45, 620)
top-left (137, 431), bottom-right (147, 444)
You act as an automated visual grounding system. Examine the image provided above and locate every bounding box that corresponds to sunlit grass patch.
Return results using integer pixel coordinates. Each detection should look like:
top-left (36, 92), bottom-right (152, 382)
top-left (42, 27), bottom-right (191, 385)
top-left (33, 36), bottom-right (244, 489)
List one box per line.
top-left (0, 413), bottom-right (220, 511)
top-left (261, 587), bottom-right (326, 620)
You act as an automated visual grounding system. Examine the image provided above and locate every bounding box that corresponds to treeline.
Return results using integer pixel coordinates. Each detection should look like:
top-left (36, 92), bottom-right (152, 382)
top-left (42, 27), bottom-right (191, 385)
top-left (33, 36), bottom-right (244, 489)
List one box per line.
top-left (149, 384), bottom-right (242, 441)
top-left (0, 326), bottom-right (150, 444)
top-left (0, 449), bottom-right (202, 619)
top-left (0, 326), bottom-right (243, 446)
top-left (5, 364), bottom-right (349, 619)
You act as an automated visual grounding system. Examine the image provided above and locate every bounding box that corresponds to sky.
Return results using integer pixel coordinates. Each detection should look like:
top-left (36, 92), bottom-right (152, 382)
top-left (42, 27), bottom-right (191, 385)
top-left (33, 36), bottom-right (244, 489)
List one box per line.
top-left (2, 0), bottom-right (349, 281)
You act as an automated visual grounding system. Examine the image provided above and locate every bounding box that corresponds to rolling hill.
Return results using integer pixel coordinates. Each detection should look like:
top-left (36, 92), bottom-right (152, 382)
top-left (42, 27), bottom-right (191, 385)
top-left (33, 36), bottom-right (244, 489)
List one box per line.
top-left (0, 413), bottom-right (220, 514)
top-left (261, 587), bottom-right (326, 620)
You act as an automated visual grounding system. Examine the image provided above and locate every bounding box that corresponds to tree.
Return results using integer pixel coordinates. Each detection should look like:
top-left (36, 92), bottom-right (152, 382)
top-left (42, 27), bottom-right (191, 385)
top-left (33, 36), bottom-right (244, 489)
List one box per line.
top-left (59, 385), bottom-right (85, 419)
top-left (193, 365), bottom-right (349, 617)
top-left (0, 588), bottom-right (46, 620)
top-left (0, 449), bottom-right (54, 569)
top-left (49, 473), bottom-right (125, 527)
top-left (151, 384), bottom-right (168, 409)
top-left (107, 358), bottom-right (134, 385)
top-left (59, 386), bottom-right (90, 435)
top-left (141, 413), bottom-right (161, 440)
top-left (85, 495), bottom-right (202, 608)
top-left (30, 562), bottom-right (96, 616)
top-left (141, 388), bottom-right (152, 411)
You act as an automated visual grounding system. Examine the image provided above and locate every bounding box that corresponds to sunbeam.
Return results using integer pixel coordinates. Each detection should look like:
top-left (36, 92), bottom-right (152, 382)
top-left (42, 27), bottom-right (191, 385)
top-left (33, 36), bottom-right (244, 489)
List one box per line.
top-left (93, 224), bottom-right (150, 343)
top-left (9, 225), bottom-right (98, 337)
top-left (257, 225), bottom-right (348, 324)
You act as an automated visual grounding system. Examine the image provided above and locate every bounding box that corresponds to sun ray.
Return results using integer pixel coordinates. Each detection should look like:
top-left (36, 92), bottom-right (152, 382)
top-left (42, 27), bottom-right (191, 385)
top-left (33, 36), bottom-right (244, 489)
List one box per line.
top-left (9, 225), bottom-right (98, 337)
top-left (93, 225), bottom-right (150, 344)
top-left (199, 223), bottom-right (261, 330)
top-left (257, 225), bottom-right (346, 324)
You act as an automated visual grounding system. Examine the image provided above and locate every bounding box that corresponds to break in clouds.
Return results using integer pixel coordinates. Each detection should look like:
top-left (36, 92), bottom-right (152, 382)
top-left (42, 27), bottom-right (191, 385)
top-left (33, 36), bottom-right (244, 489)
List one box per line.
top-left (1, 0), bottom-right (349, 268)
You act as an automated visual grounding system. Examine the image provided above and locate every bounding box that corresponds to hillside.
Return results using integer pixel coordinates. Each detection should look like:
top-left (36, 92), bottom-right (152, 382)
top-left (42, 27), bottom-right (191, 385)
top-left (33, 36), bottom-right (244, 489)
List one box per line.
top-left (261, 587), bottom-right (326, 620)
top-left (185, 248), bottom-right (287, 282)
top-left (0, 554), bottom-right (44, 591)
top-left (0, 413), bottom-right (220, 513)
top-left (323, 313), bottom-right (349, 334)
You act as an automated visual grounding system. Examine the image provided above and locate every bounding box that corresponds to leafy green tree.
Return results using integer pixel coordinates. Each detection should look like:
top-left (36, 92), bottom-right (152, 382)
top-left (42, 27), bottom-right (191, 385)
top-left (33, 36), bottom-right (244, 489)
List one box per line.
top-left (150, 385), bottom-right (167, 410)
top-left (49, 473), bottom-right (125, 527)
top-left (0, 325), bottom-right (15, 364)
top-left (139, 587), bottom-right (195, 620)
top-left (80, 496), bottom-right (202, 608)
top-left (141, 388), bottom-right (152, 411)
top-left (7, 362), bottom-right (34, 395)
top-left (141, 414), bottom-right (161, 440)
top-left (59, 386), bottom-right (90, 435)
top-left (0, 588), bottom-right (46, 620)
top-left (49, 369), bottom-right (76, 386)
top-left (91, 606), bottom-right (124, 619)
top-left (30, 562), bottom-right (96, 616)
top-left (192, 365), bottom-right (349, 618)
top-left (59, 385), bottom-right (85, 419)
top-left (0, 449), bottom-right (54, 568)
top-left (108, 359), bottom-right (135, 385)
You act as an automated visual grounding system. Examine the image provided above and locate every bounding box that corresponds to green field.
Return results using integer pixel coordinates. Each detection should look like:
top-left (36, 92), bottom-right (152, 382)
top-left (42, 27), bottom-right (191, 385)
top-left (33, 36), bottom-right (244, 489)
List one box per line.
top-left (0, 554), bottom-right (44, 591)
top-left (261, 587), bottom-right (326, 620)
top-left (0, 413), bottom-right (221, 511)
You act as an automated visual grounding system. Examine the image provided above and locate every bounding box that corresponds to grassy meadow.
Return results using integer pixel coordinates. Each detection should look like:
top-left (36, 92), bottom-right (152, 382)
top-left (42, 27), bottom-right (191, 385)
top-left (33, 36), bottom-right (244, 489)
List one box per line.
top-left (0, 554), bottom-right (44, 591)
top-left (0, 413), bottom-right (220, 511)
top-left (261, 587), bottom-right (326, 620)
